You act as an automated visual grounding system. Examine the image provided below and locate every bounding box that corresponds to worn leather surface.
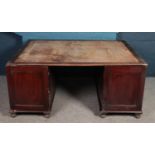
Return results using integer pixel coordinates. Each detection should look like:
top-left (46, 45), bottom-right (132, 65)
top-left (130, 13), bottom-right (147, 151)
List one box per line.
top-left (15, 41), bottom-right (139, 64)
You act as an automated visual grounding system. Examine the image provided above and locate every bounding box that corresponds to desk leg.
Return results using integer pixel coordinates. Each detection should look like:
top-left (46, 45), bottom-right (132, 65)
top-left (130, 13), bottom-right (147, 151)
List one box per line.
top-left (10, 110), bottom-right (17, 118)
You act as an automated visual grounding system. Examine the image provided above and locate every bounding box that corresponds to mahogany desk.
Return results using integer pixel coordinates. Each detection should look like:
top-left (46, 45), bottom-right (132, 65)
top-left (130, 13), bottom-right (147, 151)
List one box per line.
top-left (6, 40), bottom-right (147, 118)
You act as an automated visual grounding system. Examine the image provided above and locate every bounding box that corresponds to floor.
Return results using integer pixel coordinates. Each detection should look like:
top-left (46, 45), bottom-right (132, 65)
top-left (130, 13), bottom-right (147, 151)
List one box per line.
top-left (0, 76), bottom-right (155, 123)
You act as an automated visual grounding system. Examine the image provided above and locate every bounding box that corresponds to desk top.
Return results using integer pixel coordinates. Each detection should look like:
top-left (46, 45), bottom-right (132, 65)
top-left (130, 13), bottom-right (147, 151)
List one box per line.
top-left (14, 40), bottom-right (145, 66)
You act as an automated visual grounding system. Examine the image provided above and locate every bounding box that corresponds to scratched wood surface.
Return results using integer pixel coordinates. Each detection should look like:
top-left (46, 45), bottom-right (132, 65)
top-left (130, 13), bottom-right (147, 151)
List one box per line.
top-left (14, 41), bottom-right (140, 65)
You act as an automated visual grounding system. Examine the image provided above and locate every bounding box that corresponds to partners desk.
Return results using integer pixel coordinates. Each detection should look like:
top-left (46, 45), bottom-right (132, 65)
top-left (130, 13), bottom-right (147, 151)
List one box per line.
top-left (6, 40), bottom-right (147, 118)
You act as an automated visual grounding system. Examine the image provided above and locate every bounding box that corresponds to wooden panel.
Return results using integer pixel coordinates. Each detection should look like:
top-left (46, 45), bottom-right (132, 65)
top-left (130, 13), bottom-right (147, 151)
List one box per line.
top-left (14, 41), bottom-right (140, 65)
top-left (6, 65), bottom-right (50, 112)
top-left (99, 66), bottom-right (146, 112)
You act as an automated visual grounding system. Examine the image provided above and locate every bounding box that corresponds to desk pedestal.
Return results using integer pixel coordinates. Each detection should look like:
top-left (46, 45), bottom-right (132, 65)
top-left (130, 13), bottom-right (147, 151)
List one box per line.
top-left (97, 65), bottom-right (146, 118)
top-left (6, 63), bottom-right (55, 118)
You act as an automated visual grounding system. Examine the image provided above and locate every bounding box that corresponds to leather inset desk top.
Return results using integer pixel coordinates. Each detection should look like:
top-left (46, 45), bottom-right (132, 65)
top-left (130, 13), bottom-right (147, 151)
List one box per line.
top-left (14, 40), bottom-right (143, 66)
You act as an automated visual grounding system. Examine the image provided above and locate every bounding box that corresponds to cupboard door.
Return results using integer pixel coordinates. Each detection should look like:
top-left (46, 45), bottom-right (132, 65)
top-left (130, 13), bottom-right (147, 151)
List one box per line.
top-left (6, 65), bottom-right (50, 112)
top-left (103, 66), bottom-right (146, 112)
